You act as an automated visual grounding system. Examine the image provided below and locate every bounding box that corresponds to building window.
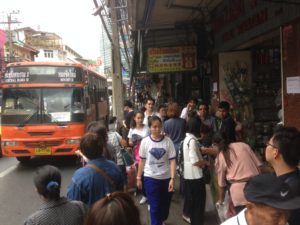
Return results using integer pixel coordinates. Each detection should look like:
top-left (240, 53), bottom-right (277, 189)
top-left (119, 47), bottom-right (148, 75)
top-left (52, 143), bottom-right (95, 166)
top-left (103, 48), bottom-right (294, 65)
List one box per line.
top-left (44, 50), bottom-right (53, 58)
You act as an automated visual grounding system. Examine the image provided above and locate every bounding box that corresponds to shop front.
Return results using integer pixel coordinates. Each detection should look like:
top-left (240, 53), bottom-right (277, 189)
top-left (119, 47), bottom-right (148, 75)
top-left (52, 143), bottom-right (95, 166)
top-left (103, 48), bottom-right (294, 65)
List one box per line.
top-left (208, 0), bottom-right (300, 213)
top-left (134, 45), bottom-right (201, 107)
top-left (210, 0), bottom-right (300, 154)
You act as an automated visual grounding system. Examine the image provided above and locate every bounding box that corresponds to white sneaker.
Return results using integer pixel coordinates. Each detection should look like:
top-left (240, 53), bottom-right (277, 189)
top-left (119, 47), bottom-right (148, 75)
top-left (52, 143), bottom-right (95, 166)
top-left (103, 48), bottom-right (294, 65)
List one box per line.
top-left (182, 215), bottom-right (191, 224)
top-left (139, 196), bottom-right (147, 204)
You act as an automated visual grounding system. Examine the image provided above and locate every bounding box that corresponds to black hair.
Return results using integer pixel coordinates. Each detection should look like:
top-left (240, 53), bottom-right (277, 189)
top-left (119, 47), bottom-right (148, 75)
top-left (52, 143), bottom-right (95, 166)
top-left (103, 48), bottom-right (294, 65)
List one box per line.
top-left (200, 123), bottom-right (211, 135)
top-left (124, 100), bottom-right (133, 108)
top-left (187, 110), bottom-right (198, 120)
top-left (80, 132), bottom-right (104, 159)
top-left (218, 101), bottom-right (230, 110)
top-left (85, 121), bottom-right (112, 159)
top-left (130, 110), bottom-right (144, 128)
top-left (34, 165), bottom-right (61, 200)
top-left (198, 101), bottom-right (209, 109)
top-left (144, 97), bottom-right (155, 105)
top-left (84, 192), bottom-right (142, 225)
top-left (86, 121), bottom-right (107, 132)
top-left (158, 104), bottom-right (166, 111)
top-left (148, 115), bottom-right (162, 128)
top-left (188, 97), bottom-right (198, 105)
top-left (212, 132), bottom-right (233, 168)
top-left (186, 116), bottom-right (201, 137)
top-left (272, 126), bottom-right (300, 167)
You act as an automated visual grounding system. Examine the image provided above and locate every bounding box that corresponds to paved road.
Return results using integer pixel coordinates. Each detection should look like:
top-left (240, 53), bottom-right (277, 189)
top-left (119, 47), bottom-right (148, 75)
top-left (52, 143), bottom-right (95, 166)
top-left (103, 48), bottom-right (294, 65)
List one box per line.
top-left (0, 156), bottom-right (220, 225)
top-left (0, 155), bottom-right (78, 225)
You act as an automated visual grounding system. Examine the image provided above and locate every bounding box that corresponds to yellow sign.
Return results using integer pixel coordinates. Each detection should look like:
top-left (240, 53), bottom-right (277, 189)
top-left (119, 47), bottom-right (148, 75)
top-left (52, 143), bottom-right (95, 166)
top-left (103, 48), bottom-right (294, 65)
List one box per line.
top-left (148, 46), bottom-right (197, 73)
top-left (35, 147), bottom-right (51, 155)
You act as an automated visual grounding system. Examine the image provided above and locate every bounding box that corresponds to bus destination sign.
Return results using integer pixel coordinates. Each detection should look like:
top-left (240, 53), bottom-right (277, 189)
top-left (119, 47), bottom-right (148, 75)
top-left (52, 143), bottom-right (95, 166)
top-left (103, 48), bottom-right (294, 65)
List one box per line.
top-left (2, 66), bottom-right (83, 84)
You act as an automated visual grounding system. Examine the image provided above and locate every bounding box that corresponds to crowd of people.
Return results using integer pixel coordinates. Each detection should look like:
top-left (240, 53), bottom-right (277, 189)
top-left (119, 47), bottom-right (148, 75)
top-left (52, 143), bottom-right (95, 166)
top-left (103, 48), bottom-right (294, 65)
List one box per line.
top-left (24, 97), bottom-right (300, 225)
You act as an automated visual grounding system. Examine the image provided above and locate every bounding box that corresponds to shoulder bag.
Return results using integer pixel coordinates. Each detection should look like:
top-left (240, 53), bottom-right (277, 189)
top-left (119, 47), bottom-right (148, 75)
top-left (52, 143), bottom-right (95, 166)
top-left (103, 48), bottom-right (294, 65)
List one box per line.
top-left (85, 164), bottom-right (116, 190)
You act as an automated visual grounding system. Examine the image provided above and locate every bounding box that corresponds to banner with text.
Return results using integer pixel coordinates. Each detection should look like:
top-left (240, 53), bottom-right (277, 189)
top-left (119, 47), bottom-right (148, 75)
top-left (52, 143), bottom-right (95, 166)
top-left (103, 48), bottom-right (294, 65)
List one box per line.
top-left (147, 46), bottom-right (197, 73)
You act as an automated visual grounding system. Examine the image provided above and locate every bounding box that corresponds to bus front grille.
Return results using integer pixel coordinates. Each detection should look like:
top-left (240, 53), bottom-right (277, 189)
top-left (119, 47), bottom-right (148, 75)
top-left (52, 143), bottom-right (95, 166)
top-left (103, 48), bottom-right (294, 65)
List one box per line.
top-left (24, 141), bottom-right (62, 148)
top-left (56, 148), bottom-right (73, 153)
top-left (28, 132), bottom-right (54, 136)
top-left (12, 150), bottom-right (30, 154)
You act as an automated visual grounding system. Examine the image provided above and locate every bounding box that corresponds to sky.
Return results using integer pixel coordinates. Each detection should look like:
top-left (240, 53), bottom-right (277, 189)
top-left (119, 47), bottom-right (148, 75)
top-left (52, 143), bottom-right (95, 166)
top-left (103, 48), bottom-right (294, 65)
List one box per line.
top-left (1, 0), bottom-right (102, 59)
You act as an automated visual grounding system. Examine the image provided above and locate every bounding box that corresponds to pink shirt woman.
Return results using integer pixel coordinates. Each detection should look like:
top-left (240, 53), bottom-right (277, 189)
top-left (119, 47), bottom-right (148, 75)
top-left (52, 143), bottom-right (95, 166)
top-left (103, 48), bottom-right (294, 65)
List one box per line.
top-left (215, 142), bottom-right (262, 207)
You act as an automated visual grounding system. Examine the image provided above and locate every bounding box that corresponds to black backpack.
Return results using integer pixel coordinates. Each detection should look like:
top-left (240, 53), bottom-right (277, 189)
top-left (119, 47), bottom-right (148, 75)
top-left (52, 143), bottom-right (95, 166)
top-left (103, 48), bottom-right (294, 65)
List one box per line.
top-left (177, 138), bottom-right (211, 184)
top-left (176, 138), bottom-right (196, 178)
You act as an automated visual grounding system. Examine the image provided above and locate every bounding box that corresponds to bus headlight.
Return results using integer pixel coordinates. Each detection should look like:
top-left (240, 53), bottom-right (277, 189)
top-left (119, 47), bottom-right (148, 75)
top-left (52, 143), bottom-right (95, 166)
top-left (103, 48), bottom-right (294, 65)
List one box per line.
top-left (65, 139), bottom-right (81, 144)
top-left (2, 141), bottom-right (18, 146)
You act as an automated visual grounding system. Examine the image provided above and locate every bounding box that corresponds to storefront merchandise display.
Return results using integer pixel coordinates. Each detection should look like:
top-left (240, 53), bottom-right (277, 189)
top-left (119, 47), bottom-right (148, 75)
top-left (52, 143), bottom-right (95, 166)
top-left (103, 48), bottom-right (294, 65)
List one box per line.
top-left (222, 61), bottom-right (255, 146)
top-left (252, 48), bottom-right (281, 156)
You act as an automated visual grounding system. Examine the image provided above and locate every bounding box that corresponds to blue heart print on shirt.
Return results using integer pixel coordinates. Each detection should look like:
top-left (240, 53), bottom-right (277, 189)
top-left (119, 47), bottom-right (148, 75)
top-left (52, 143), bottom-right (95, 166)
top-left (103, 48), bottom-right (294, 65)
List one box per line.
top-left (150, 148), bottom-right (166, 160)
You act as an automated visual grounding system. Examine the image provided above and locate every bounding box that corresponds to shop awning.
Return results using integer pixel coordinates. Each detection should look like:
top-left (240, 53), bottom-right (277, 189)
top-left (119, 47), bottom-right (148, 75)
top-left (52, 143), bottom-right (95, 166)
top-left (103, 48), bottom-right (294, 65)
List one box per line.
top-left (129, 0), bottom-right (222, 80)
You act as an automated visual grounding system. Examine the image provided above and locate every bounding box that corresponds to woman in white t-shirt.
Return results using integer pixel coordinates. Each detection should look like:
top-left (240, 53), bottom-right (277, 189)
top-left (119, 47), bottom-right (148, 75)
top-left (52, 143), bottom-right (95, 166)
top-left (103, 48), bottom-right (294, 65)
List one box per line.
top-left (128, 110), bottom-right (149, 204)
top-left (136, 116), bottom-right (176, 225)
top-left (182, 116), bottom-right (209, 225)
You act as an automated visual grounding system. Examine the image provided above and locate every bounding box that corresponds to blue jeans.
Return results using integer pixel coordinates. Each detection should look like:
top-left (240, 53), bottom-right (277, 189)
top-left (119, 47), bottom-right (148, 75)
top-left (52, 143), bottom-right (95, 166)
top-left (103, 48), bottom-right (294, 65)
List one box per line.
top-left (144, 177), bottom-right (173, 225)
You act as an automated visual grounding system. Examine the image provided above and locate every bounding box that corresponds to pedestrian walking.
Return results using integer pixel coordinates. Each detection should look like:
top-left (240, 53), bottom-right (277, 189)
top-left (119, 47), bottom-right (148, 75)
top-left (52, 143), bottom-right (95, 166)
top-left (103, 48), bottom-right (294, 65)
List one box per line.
top-left (163, 102), bottom-right (186, 160)
top-left (221, 173), bottom-right (300, 225)
top-left (136, 116), bottom-right (176, 225)
top-left (121, 100), bottom-right (135, 141)
top-left (213, 132), bottom-right (262, 213)
top-left (107, 124), bottom-right (128, 191)
top-left (217, 101), bottom-right (236, 143)
top-left (197, 102), bottom-right (217, 145)
top-left (84, 191), bottom-right (142, 225)
top-left (24, 165), bottom-right (87, 225)
top-left (180, 97), bottom-right (198, 120)
top-left (67, 132), bottom-right (123, 207)
top-left (265, 126), bottom-right (300, 225)
top-left (128, 110), bottom-right (149, 204)
top-left (182, 117), bottom-right (210, 225)
top-left (143, 97), bottom-right (159, 126)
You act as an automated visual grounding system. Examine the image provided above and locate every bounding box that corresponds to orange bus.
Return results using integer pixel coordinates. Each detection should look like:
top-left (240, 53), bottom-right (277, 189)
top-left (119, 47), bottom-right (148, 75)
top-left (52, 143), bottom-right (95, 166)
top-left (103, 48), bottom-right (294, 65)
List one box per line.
top-left (1, 62), bottom-right (109, 162)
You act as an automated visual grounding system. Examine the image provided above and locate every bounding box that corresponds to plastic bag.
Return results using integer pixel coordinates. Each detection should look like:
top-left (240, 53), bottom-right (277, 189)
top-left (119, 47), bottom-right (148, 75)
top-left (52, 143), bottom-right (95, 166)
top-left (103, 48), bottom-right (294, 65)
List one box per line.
top-left (216, 190), bottom-right (235, 222)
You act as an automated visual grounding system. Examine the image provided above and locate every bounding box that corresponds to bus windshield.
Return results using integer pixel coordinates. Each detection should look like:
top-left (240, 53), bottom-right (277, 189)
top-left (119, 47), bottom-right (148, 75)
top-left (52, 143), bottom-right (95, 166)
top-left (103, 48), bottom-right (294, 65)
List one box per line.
top-left (1, 87), bottom-right (85, 125)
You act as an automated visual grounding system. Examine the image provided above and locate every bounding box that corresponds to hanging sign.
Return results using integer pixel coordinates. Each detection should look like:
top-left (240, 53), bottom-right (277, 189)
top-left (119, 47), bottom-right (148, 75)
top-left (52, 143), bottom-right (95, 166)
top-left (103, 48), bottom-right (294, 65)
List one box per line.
top-left (147, 46), bottom-right (197, 73)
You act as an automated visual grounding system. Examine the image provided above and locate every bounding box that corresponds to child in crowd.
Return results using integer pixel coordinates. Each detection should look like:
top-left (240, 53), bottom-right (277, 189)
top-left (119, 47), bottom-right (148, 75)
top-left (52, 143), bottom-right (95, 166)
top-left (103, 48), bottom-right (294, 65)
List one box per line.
top-left (136, 116), bottom-right (176, 225)
top-left (128, 110), bottom-right (150, 204)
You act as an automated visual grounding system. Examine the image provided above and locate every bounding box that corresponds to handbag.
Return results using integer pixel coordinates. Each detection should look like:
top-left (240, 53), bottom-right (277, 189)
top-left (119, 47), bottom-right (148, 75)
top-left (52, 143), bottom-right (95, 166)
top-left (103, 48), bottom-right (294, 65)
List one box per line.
top-left (121, 148), bottom-right (134, 166)
top-left (202, 154), bottom-right (211, 184)
top-left (203, 166), bottom-right (211, 184)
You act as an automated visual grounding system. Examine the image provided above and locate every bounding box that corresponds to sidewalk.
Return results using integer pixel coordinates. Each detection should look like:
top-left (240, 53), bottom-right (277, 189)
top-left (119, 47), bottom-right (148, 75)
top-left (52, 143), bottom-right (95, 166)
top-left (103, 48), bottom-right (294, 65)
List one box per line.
top-left (132, 183), bottom-right (220, 225)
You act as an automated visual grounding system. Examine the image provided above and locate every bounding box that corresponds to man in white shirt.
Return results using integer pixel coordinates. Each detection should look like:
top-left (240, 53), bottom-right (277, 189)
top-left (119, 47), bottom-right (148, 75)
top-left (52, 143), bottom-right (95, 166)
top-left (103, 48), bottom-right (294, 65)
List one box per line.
top-left (180, 97), bottom-right (198, 120)
top-left (221, 173), bottom-right (300, 225)
top-left (143, 97), bottom-right (158, 126)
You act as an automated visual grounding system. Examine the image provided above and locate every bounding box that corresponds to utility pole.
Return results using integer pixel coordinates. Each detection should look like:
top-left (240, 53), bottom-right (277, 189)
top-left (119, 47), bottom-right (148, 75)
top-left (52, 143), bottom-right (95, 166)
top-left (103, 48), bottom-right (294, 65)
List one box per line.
top-left (0, 10), bottom-right (20, 62)
top-left (110, 0), bottom-right (124, 122)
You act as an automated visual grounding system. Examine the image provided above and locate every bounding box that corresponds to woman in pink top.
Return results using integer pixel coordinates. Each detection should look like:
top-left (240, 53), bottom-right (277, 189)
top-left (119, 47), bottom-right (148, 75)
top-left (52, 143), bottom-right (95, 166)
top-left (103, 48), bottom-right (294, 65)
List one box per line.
top-left (213, 133), bottom-right (262, 214)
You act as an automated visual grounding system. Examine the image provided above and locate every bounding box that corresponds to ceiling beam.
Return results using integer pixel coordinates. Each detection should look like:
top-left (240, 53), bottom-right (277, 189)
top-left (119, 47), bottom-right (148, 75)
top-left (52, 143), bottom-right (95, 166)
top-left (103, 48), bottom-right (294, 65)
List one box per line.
top-left (168, 3), bottom-right (204, 12)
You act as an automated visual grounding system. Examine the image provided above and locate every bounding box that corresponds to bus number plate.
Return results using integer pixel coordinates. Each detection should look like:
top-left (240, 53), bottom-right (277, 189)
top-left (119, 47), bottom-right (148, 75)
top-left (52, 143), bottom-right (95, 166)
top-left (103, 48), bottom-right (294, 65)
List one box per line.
top-left (35, 147), bottom-right (51, 155)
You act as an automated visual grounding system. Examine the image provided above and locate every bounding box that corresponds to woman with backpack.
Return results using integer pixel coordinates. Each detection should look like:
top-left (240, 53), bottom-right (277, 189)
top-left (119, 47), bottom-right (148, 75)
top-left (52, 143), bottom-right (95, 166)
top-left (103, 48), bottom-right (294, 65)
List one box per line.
top-left (182, 116), bottom-right (209, 225)
top-left (128, 110), bottom-right (149, 204)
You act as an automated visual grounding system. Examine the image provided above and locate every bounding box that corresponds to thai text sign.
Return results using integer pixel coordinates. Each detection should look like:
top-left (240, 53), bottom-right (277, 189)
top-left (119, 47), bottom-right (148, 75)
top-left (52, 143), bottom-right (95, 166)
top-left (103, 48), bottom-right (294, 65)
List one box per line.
top-left (148, 46), bottom-right (197, 73)
top-left (3, 66), bottom-right (83, 84)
